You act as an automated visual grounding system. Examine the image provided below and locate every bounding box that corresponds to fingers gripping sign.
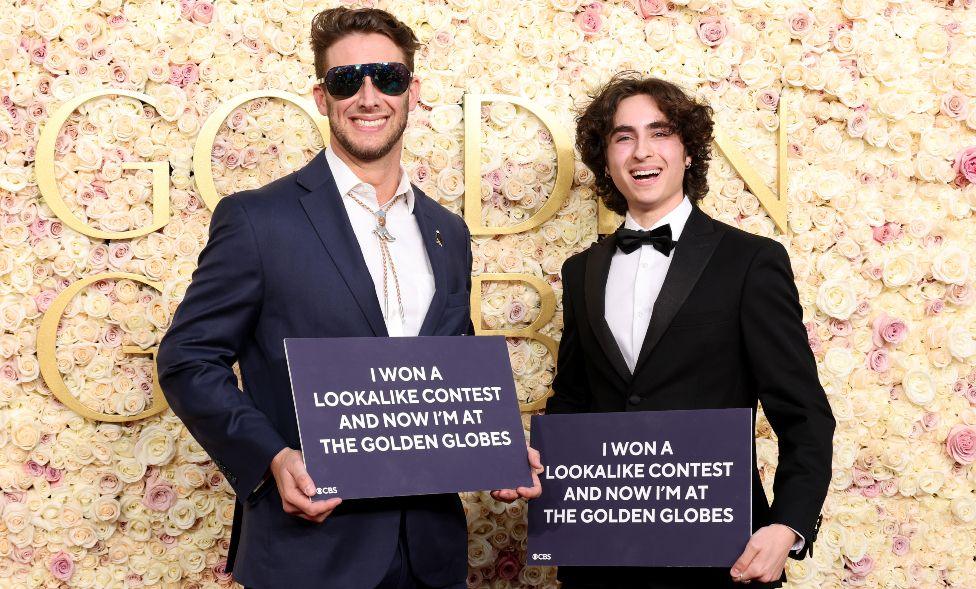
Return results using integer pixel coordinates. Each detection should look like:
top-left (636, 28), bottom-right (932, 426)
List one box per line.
top-left (271, 448), bottom-right (342, 523)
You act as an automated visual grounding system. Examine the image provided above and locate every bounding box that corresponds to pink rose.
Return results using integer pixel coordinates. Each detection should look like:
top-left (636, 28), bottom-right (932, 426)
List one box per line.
top-left (879, 479), bottom-right (898, 496)
top-left (828, 319), bottom-right (852, 337)
top-left (495, 551), bottom-right (522, 581)
top-left (142, 479), bottom-right (176, 511)
top-left (845, 555), bottom-right (874, 577)
top-left (108, 242), bottom-right (133, 268)
top-left (0, 363), bottom-right (18, 382)
top-left (964, 385), bottom-right (976, 406)
top-left (940, 91), bottom-right (969, 120)
top-left (946, 424), bottom-right (976, 464)
top-left (852, 468), bottom-right (874, 487)
top-left (847, 112), bottom-right (867, 137)
top-left (169, 65), bottom-right (184, 87)
top-left (11, 546), bottom-right (34, 564)
top-left (108, 14), bottom-right (127, 28)
top-left (160, 533), bottom-right (178, 546)
top-left (44, 466), bottom-right (63, 484)
top-left (241, 146), bottom-right (260, 170)
top-left (755, 89), bottom-right (779, 111)
top-left (213, 559), bottom-right (233, 583)
top-left (946, 284), bottom-right (975, 306)
top-left (872, 313), bottom-right (907, 347)
top-left (182, 63), bottom-right (200, 86)
top-left (34, 290), bottom-right (56, 313)
top-left (507, 300), bottom-right (527, 323)
top-left (635, 0), bottom-right (668, 18)
top-left (50, 550), bottom-right (74, 582)
top-left (697, 16), bottom-right (730, 46)
top-left (805, 322), bottom-right (823, 355)
top-left (925, 299), bottom-right (944, 316)
top-left (413, 164), bottom-right (430, 184)
top-left (787, 9), bottom-right (815, 38)
top-left (954, 146), bottom-right (976, 185)
top-left (180, 0), bottom-right (196, 19)
top-left (871, 222), bottom-right (902, 244)
top-left (110, 63), bottom-right (129, 85)
top-left (920, 411), bottom-right (940, 431)
top-left (891, 535), bottom-right (910, 556)
top-left (575, 9), bottom-right (603, 35)
top-left (224, 149), bottom-right (242, 169)
top-left (192, 1), bottom-right (215, 25)
top-left (860, 483), bottom-right (879, 498)
top-left (24, 460), bottom-right (45, 476)
top-left (866, 348), bottom-right (890, 373)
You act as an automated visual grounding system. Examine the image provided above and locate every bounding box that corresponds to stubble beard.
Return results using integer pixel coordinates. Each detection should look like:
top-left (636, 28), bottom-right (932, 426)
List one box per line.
top-left (329, 98), bottom-right (409, 163)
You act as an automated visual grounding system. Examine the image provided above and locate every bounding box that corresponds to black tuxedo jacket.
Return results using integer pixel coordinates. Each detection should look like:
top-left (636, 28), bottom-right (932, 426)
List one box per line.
top-left (549, 206), bottom-right (834, 588)
top-left (156, 151), bottom-right (471, 589)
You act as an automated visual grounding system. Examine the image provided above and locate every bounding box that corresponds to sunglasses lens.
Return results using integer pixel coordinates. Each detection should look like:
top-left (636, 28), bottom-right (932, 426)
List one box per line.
top-left (325, 66), bottom-right (364, 99)
top-left (324, 63), bottom-right (411, 99)
top-left (371, 63), bottom-right (411, 96)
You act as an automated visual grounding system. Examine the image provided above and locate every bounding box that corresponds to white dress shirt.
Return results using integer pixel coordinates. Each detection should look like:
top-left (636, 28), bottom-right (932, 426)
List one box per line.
top-left (325, 147), bottom-right (434, 337)
top-left (604, 196), bottom-right (804, 552)
top-left (605, 197), bottom-right (693, 373)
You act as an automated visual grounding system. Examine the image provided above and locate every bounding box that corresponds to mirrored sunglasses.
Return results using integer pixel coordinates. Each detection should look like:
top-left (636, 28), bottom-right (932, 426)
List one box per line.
top-left (318, 62), bottom-right (412, 99)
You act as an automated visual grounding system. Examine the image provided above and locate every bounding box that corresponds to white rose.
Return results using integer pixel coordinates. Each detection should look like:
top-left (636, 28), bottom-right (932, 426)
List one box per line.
top-left (946, 324), bottom-right (975, 360)
top-left (882, 252), bottom-right (917, 288)
top-left (952, 497), bottom-right (976, 523)
top-left (816, 279), bottom-right (858, 319)
top-left (931, 246), bottom-right (970, 285)
top-left (133, 424), bottom-right (175, 466)
top-left (822, 347), bottom-right (856, 379)
top-left (902, 369), bottom-right (935, 406)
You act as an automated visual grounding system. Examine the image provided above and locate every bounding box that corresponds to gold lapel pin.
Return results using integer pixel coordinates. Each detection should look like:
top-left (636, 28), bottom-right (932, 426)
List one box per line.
top-left (435, 230), bottom-right (444, 246)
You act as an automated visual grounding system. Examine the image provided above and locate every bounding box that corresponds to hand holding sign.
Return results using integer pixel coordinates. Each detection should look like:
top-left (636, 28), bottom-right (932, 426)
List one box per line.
top-left (270, 448), bottom-right (342, 523)
top-left (730, 524), bottom-right (798, 584)
top-left (491, 443), bottom-right (544, 502)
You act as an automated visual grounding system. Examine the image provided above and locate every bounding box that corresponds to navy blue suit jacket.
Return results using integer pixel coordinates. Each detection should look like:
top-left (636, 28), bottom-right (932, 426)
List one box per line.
top-left (157, 151), bottom-right (472, 589)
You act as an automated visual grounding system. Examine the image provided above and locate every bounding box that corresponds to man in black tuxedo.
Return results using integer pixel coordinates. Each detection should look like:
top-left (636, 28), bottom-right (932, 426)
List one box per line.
top-left (547, 74), bottom-right (834, 588)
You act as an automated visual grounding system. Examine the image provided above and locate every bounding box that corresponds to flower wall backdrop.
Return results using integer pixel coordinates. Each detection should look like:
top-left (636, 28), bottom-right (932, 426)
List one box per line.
top-left (1, 0), bottom-right (976, 587)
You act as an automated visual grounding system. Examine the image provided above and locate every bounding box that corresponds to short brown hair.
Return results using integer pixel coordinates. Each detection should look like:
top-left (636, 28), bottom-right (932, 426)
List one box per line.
top-left (576, 73), bottom-right (714, 215)
top-left (310, 7), bottom-right (421, 80)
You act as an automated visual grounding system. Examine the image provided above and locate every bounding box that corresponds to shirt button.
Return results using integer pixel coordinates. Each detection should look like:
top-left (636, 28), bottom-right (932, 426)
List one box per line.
top-left (641, 262), bottom-right (649, 269)
top-left (628, 394), bottom-right (641, 405)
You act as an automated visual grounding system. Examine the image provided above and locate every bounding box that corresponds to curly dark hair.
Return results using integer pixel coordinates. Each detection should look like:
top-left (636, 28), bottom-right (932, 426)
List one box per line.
top-left (576, 73), bottom-right (714, 215)
top-left (310, 7), bottom-right (421, 80)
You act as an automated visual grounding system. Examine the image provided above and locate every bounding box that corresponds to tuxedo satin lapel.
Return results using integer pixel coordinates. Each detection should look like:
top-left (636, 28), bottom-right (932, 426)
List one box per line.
top-left (633, 207), bottom-right (723, 376)
top-left (584, 235), bottom-right (632, 383)
top-left (297, 155), bottom-right (388, 337)
top-left (413, 188), bottom-right (449, 336)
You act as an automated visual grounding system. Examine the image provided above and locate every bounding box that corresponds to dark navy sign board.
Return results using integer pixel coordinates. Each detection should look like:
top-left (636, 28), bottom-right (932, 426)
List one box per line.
top-left (284, 336), bottom-right (532, 500)
top-left (527, 409), bottom-right (752, 567)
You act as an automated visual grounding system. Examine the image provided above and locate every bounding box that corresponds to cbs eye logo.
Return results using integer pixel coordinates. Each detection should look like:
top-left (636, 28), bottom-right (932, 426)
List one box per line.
top-left (316, 486), bottom-right (339, 495)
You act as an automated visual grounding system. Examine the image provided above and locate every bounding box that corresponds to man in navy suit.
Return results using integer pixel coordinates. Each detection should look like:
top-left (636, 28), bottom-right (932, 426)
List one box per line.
top-left (157, 8), bottom-right (544, 589)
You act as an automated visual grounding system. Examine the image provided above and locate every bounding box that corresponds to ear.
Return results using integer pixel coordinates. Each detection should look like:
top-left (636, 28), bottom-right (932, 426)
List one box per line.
top-left (407, 75), bottom-right (421, 113)
top-left (313, 84), bottom-right (329, 117)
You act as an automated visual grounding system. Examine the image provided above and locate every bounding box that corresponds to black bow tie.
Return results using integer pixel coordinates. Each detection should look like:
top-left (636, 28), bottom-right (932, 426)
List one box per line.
top-left (615, 225), bottom-right (676, 256)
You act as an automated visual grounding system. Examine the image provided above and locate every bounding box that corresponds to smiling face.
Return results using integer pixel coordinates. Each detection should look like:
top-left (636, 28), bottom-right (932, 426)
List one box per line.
top-left (605, 94), bottom-right (690, 221)
top-left (313, 32), bottom-right (419, 165)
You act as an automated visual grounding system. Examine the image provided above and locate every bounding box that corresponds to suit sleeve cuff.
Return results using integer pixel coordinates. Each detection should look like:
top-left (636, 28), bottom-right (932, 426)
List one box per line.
top-left (786, 525), bottom-right (805, 553)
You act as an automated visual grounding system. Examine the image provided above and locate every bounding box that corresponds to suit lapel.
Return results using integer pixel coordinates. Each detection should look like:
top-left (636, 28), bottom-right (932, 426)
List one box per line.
top-left (584, 234), bottom-right (632, 383)
top-left (297, 152), bottom-right (388, 336)
top-left (413, 188), bottom-right (449, 336)
top-left (633, 207), bottom-right (723, 376)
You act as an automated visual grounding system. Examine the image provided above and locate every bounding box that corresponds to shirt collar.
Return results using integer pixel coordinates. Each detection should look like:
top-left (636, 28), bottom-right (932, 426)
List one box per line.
top-left (324, 146), bottom-right (415, 212)
top-left (623, 196), bottom-right (693, 241)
